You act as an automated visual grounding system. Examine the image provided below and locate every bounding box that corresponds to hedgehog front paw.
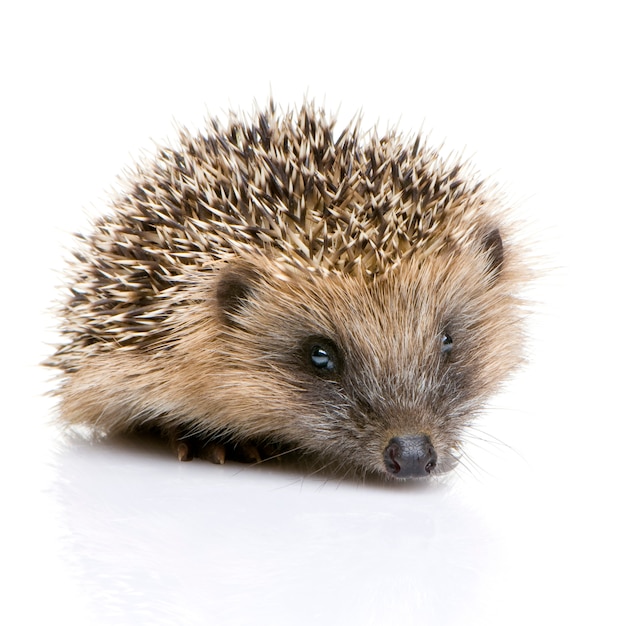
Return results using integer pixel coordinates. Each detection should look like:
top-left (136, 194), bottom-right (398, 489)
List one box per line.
top-left (172, 434), bottom-right (269, 465)
top-left (173, 435), bottom-right (228, 464)
top-left (175, 439), bottom-right (228, 464)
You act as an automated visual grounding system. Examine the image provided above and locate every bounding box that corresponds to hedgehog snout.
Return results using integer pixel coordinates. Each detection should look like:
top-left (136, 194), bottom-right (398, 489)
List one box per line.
top-left (383, 435), bottom-right (437, 478)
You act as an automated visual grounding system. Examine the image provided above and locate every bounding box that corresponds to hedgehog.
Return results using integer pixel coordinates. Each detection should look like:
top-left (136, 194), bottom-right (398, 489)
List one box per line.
top-left (48, 101), bottom-right (527, 480)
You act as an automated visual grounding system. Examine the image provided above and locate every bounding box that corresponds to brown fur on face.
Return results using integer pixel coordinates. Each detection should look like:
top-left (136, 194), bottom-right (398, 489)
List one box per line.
top-left (49, 102), bottom-right (528, 479)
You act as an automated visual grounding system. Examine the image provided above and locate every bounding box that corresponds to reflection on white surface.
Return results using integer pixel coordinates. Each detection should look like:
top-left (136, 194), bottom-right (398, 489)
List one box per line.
top-left (52, 436), bottom-right (492, 625)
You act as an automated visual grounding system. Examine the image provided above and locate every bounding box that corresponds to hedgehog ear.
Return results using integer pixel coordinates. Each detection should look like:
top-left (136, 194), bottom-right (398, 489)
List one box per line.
top-left (481, 228), bottom-right (505, 279)
top-left (215, 264), bottom-right (263, 326)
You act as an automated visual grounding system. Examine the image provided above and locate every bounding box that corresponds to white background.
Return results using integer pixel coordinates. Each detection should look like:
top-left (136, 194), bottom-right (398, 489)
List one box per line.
top-left (1, 1), bottom-right (624, 624)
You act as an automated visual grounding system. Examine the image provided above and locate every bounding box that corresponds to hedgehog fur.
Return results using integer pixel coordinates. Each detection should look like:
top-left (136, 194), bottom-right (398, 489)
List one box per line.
top-left (49, 101), bottom-right (527, 479)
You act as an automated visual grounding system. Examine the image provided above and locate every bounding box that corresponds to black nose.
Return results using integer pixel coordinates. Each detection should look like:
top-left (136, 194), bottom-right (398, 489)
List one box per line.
top-left (383, 435), bottom-right (437, 478)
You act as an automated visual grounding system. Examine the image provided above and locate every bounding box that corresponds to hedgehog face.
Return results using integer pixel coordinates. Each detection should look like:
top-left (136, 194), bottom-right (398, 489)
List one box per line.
top-left (211, 233), bottom-right (522, 479)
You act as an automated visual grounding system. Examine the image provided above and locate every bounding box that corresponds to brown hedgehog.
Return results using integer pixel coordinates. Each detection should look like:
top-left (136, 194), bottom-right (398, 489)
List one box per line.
top-left (48, 102), bottom-right (527, 479)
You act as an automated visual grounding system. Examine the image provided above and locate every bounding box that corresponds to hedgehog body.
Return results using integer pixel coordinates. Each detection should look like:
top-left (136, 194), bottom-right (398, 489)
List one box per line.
top-left (50, 102), bottom-right (526, 479)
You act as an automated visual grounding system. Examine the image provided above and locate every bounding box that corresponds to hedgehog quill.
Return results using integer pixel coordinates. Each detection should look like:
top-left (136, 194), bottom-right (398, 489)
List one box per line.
top-left (48, 102), bottom-right (528, 480)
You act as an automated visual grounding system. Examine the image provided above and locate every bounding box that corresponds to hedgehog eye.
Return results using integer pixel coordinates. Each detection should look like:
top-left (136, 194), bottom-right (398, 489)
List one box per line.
top-left (310, 345), bottom-right (336, 372)
top-left (304, 338), bottom-right (340, 376)
top-left (441, 332), bottom-right (454, 355)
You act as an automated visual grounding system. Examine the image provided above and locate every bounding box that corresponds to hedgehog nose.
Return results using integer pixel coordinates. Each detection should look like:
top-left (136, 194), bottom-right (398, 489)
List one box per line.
top-left (383, 435), bottom-right (437, 478)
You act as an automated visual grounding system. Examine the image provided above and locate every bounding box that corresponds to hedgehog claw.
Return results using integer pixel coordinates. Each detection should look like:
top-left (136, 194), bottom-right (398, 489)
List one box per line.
top-left (199, 442), bottom-right (227, 465)
top-left (177, 442), bottom-right (192, 462)
top-left (238, 443), bottom-right (262, 464)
